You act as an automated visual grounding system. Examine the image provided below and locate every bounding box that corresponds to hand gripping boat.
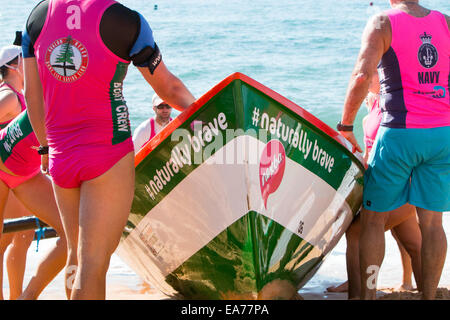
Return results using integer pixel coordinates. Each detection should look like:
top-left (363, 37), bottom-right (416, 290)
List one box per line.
top-left (117, 73), bottom-right (364, 300)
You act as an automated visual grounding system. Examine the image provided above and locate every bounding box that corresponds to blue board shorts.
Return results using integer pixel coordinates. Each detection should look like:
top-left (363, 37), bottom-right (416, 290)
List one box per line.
top-left (363, 126), bottom-right (450, 212)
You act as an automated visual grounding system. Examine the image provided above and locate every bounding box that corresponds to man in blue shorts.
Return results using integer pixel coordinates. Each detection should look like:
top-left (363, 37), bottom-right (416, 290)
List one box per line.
top-left (338, 0), bottom-right (450, 299)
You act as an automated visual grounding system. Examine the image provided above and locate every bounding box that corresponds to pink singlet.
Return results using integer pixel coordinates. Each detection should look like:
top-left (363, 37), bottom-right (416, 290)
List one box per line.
top-left (379, 9), bottom-right (450, 128)
top-left (33, 0), bottom-right (133, 188)
top-left (0, 110), bottom-right (40, 189)
top-left (363, 97), bottom-right (382, 154)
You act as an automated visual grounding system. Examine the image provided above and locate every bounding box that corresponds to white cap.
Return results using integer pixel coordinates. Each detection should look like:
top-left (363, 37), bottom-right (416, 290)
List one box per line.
top-left (0, 45), bottom-right (21, 67)
top-left (152, 93), bottom-right (164, 107)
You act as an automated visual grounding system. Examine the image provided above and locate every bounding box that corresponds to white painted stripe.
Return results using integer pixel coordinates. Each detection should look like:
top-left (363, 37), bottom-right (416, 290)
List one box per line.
top-left (118, 136), bottom-right (356, 288)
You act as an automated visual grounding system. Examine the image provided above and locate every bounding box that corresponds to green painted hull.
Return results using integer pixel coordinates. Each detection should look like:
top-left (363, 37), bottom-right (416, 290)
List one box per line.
top-left (117, 73), bottom-right (364, 299)
top-left (166, 211), bottom-right (322, 300)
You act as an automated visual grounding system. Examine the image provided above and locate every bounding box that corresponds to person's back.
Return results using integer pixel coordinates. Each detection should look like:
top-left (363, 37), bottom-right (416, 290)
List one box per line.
top-left (378, 6), bottom-right (450, 128)
top-left (31, 0), bottom-right (134, 188)
top-left (22, 0), bottom-right (195, 299)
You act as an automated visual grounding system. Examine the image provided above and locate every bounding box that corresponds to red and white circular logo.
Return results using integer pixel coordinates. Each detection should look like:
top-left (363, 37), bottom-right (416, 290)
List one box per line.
top-left (45, 36), bottom-right (88, 82)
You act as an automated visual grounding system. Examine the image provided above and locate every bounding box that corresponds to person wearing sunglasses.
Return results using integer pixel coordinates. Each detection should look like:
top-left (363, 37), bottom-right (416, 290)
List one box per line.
top-left (133, 93), bottom-right (174, 152)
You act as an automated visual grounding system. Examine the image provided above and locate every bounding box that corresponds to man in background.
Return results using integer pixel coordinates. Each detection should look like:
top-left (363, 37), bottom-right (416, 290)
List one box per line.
top-left (133, 93), bottom-right (174, 151)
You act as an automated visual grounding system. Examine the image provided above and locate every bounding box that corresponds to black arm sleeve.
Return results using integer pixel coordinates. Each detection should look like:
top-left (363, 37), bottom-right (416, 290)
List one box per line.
top-left (24, 1), bottom-right (159, 70)
top-left (100, 3), bottom-right (140, 61)
top-left (24, 0), bottom-right (48, 57)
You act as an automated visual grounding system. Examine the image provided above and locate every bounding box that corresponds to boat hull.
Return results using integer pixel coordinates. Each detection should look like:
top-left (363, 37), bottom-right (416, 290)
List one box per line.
top-left (117, 73), bottom-right (364, 299)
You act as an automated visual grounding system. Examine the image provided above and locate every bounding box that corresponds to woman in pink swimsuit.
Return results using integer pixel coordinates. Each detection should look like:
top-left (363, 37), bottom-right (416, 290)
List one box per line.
top-left (23, 0), bottom-right (195, 299)
top-left (0, 44), bottom-right (66, 300)
top-left (0, 109), bottom-right (67, 299)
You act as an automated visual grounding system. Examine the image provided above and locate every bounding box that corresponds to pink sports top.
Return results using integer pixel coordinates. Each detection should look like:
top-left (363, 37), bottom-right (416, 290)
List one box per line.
top-left (0, 110), bottom-right (40, 176)
top-left (378, 9), bottom-right (450, 129)
top-left (33, 0), bottom-right (132, 154)
top-left (0, 83), bottom-right (27, 129)
top-left (363, 97), bottom-right (382, 152)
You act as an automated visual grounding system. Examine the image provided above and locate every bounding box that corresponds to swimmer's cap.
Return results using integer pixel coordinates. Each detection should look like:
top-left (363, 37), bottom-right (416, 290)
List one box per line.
top-left (0, 45), bottom-right (21, 67)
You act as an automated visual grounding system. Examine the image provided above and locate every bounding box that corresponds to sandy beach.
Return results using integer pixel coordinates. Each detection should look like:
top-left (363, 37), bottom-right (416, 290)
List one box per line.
top-left (1, 213), bottom-right (447, 300)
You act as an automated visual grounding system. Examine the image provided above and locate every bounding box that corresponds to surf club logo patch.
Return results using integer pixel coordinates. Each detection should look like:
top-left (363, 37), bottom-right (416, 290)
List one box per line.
top-left (45, 36), bottom-right (88, 82)
top-left (259, 140), bottom-right (286, 209)
top-left (418, 32), bottom-right (438, 69)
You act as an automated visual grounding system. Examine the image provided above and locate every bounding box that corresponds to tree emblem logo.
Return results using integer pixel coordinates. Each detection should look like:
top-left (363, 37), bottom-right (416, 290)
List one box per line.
top-left (45, 36), bottom-right (89, 82)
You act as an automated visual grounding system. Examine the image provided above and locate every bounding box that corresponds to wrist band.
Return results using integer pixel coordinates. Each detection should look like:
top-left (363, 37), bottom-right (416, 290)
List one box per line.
top-left (37, 146), bottom-right (49, 155)
top-left (336, 121), bottom-right (354, 132)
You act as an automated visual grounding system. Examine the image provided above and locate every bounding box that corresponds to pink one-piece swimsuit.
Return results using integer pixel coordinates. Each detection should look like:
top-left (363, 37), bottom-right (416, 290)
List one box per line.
top-left (0, 110), bottom-right (41, 189)
top-left (33, 0), bottom-right (134, 188)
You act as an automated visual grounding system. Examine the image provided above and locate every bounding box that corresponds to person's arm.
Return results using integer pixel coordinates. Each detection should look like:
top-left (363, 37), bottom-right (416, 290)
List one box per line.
top-left (23, 57), bottom-right (49, 172)
top-left (340, 13), bottom-right (390, 153)
top-left (0, 89), bottom-right (22, 122)
top-left (126, 12), bottom-right (195, 111)
top-left (444, 14), bottom-right (450, 30)
top-left (137, 61), bottom-right (195, 112)
top-left (100, 6), bottom-right (196, 112)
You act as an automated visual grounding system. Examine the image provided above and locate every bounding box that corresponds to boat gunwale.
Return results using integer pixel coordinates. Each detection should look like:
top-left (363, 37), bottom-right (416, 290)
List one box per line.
top-left (134, 72), bottom-right (364, 170)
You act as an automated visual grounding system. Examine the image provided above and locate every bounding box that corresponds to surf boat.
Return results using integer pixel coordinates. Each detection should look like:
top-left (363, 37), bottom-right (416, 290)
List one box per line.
top-left (117, 73), bottom-right (364, 300)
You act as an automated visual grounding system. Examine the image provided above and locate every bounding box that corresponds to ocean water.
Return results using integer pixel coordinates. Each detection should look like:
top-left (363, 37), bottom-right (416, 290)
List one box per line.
top-left (1, 0), bottom-right (448, 144)
top-left (0, 0), bottom-right (449, 299)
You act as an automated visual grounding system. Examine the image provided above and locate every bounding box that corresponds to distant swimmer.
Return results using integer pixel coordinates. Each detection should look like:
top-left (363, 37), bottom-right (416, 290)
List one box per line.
top-left (339, 0), bottom-right (450, 300)
top-left (133, 93), bottom-right (174, 151)
top-left (22, 0), bottom-right (195, 300)
top-left (0, 110), bottom-right (67, 300)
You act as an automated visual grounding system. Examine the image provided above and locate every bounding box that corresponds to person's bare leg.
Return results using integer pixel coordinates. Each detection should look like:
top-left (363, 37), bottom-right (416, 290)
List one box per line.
top-left (416, 208), bottom-right (446, 300)
top-left (326, 281), bottom-right (348, 293)
top-left (0, 251), bottom-right (4, 300)
top-left (6, 230), bottom-right (34, 300)
top-left (13, 173), bottom-right (67, 299)
top-left (0, 181), bottom-right (11, 300)
top-left (2, 192), bottom-right (35, 299)
top-left (71, 152), bottom-right (134, 300)
top-left (0, 233), bottom-right (13, 300)
top-left (49, 183), bottom-right (80, 299)
top-left (359, 208), bottom-right (390, 300)
top-left (0, 182), bottom-right (9, 235)
top-left (390, 216), bottom-right (422, 292)
top-left (326, 216), bottom-right (362, 295)
top-left (345, 216), bottom-right (362, 299)
top-left (391, 229), bottom-right (413, 290)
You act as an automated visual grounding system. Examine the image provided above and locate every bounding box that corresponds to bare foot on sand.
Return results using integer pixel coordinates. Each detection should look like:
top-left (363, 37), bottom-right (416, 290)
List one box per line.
top-left (395, 283), bottom-right (415, 292)
top-left (326, 281), bottom-right (348, 293)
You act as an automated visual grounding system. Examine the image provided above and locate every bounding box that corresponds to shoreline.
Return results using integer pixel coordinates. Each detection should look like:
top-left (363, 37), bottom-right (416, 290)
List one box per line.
top-left (3, 214), bottom-right (449, 300)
